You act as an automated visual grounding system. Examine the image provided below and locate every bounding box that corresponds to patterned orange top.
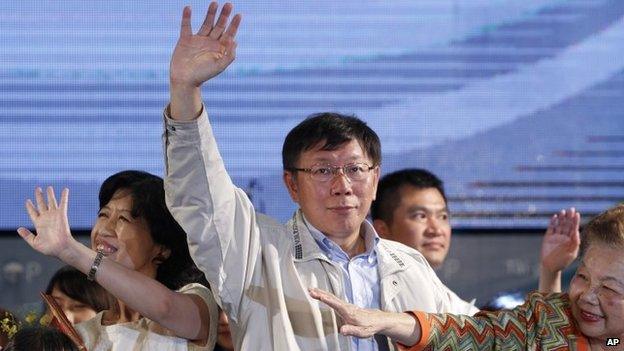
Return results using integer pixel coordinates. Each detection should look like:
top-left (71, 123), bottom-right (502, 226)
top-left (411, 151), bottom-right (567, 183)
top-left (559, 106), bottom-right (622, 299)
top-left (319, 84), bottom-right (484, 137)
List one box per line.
top-left (399, 292), bottom-right (589, 351)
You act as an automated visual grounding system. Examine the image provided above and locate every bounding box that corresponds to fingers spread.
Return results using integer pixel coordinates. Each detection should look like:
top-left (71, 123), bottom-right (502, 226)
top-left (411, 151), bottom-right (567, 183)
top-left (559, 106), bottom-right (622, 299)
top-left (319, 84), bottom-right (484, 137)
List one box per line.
top-left (47, 186), bottom-right (58, 209)
top-left (180, 6), bottom-right (193, 37)
top-left (223, 13), bottom-right (242, 39)
top-left (198, 2), bottom-right (219, 36)
top-left (60, 188), bottom-right (69, 212)
top-left (25, 199), bottom-right (38, 222)
top-left (17, 227), bottom-right (35, 247)
top-left (209, 2), bottom-right (233, 39)
top-left (35, 187), bottom-right (47, 212)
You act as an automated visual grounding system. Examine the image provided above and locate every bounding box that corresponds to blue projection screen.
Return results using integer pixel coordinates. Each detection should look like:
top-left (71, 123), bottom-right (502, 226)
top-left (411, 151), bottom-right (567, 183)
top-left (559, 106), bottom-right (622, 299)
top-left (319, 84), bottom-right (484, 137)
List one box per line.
top-left (2, 0), bottom-right (623, 230)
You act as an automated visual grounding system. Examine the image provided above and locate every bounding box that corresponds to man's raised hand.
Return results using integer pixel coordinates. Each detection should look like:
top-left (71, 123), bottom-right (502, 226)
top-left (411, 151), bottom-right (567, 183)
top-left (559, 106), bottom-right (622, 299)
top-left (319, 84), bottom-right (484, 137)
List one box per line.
top-left (170, 2), bottom-right (241, 89)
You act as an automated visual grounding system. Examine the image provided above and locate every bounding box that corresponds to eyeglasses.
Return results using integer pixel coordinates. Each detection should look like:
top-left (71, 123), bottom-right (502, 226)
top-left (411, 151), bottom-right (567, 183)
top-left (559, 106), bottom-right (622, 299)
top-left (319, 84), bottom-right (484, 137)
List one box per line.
top-left (289, 162), bottom-right (376, 182)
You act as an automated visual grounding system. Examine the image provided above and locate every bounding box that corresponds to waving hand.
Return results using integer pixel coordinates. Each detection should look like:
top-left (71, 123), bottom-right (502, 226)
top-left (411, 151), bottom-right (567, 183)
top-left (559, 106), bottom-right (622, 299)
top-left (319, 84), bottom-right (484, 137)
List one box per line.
top-left (539, 208), bottom-right (581, 293)
top-left (17, 187), bottom-right (75, 259)
top-left (169, 2), bottom-right (241, 120)
top-left (170, 2), bottom-right (241, 87)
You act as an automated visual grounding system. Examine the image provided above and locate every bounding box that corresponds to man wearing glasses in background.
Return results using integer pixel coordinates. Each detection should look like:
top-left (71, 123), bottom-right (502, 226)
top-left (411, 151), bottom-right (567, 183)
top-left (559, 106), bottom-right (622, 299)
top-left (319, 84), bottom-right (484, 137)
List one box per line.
top-left (162, 3), bottom-right (470, 350)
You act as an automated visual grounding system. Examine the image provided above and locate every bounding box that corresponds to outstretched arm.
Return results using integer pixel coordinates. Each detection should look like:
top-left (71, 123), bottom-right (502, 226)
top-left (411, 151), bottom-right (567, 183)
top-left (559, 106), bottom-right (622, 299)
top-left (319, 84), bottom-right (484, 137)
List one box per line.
top-left (17, 187), bottom-right (213, 342)
top-left (308, 288), bottom-right (422, 346)
top-left (169, 2), bottom-right (241, 120)
top-left (310, 288), bottom-right (553, 351)
top-left (538, 208), bottom-right (581, 293)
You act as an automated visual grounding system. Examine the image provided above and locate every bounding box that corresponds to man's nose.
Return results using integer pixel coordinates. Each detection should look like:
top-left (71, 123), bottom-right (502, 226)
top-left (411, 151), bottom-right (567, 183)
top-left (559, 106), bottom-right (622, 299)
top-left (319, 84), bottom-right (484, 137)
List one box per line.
top-left (331, 169), bottom-right (353, 195)
top-left (425, 217), bottom-right (443, 236)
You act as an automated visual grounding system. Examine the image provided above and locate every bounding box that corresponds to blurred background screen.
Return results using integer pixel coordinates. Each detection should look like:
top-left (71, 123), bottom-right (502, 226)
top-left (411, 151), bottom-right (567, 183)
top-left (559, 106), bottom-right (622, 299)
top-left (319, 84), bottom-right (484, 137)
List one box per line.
top-left (2, 0), bottom-right (624, 231)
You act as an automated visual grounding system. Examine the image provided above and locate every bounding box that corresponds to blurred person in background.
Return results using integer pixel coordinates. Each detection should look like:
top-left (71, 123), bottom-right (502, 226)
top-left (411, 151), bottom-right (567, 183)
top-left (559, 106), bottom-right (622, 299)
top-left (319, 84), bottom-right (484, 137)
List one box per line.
top-left (213, 309), bottom-right (233, 351)
top-left (371, 168), bottom-right (580, 305)
top-left (45, 265), bottom-right (116, 325)
top-left (3, 326), bottom-right (78, 351)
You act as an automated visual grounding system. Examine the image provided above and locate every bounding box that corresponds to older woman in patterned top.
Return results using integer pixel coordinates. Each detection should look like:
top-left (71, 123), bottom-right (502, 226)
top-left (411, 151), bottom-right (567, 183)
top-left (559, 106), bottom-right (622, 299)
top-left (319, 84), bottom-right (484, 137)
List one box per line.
top-left (310, 205), bottom-right (624, 351)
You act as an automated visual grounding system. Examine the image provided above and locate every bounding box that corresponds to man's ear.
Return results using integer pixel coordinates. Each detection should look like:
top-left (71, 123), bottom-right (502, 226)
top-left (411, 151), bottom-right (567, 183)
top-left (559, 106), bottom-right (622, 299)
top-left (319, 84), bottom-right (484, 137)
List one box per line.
top-left (373, 219), bottom-right (391, 238)
top-left (283, 171), bottom-right (300, 203)
top-left (371, 166), bottom-right (381, 200)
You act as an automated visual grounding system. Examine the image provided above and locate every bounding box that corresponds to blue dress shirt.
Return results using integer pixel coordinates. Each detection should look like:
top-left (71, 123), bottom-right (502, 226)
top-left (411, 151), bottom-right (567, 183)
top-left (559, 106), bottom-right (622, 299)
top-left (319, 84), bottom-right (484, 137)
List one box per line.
top-left (303, 215), bottom-right (381, 351)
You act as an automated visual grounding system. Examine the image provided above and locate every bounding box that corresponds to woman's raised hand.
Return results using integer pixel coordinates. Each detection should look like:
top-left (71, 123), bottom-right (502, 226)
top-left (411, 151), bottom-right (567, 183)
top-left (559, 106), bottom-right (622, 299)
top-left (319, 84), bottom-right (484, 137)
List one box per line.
top-left (540, 208), bottom-right (581, 274)
top-left (17, 187), bottom-right (76, 260)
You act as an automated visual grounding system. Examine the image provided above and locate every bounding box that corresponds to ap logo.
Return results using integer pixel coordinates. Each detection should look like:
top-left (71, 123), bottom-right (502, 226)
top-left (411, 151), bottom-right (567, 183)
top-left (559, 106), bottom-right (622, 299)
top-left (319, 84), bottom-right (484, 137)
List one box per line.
top-left (606, 338), bottom-right (620, 347)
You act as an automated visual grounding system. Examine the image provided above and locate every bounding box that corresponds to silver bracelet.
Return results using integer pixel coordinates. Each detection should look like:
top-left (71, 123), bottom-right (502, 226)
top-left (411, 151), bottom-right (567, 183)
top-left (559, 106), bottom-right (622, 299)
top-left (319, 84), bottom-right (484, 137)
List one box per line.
top-left (87, 250), bottom-right (105, 281)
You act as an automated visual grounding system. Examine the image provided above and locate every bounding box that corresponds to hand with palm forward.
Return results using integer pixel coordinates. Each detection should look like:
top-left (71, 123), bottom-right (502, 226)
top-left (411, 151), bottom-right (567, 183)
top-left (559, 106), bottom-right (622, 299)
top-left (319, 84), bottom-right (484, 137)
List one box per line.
top-left (170, 2), bottom-right (242, 89)
top-left (541, 208), bottom-right (581, 274)
top-left (17, 187), bottom-right (77, 261)
top-left (169, 2), bottom-right (242, 120)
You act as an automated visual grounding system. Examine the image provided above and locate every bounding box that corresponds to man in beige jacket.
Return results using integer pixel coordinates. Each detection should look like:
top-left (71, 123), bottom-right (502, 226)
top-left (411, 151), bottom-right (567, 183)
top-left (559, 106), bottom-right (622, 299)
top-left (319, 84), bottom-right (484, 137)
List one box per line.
top-left (164, 3), bottom-right (478, 350)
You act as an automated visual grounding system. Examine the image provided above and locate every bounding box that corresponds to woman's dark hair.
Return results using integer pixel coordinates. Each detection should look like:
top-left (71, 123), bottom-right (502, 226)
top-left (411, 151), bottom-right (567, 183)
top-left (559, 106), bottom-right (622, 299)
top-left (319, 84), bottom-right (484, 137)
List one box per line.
top-left (3, 326), bottom-right (78, 351)
top-left (98, 170), bottom-right (204, 290)
top-left (45, 265), bottom-right (115, 312)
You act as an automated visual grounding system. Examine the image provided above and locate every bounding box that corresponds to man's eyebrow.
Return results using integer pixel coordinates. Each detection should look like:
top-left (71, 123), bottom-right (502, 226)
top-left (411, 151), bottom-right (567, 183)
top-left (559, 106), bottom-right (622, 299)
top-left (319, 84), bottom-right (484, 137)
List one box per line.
top-left (406, 205), bottom-right (449, 213)
top-left (309, 155), bottom-right (364, 163)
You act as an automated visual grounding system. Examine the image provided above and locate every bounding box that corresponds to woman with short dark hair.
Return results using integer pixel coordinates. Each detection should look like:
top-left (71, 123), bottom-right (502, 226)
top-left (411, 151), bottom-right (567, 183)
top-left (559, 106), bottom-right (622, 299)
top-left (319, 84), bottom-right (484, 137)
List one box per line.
top-left (18, 170), bottom-right (217, 351)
